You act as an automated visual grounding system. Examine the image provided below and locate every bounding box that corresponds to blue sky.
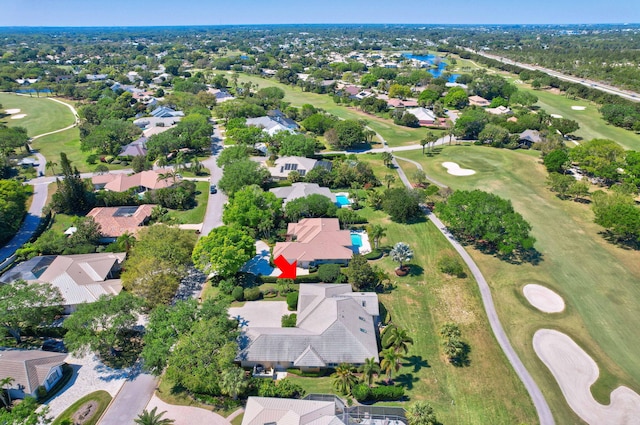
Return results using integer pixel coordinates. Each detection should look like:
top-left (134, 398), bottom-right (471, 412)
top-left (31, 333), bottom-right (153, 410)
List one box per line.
top-left (1, 0), bottom-right (638, 26)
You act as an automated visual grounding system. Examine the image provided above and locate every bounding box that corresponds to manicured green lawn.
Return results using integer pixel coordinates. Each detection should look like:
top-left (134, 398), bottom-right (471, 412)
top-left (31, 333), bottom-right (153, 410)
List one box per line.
top-left (52, 390), bottom-right (112, 425)
top-left (220, 72), bottom-right (429, 147)
top-left (0, 93), bottom-right (75, 137)
top-left (167, 181), bottom-right (210, 224)
top-left (399, 146), bottom-right (640, 423)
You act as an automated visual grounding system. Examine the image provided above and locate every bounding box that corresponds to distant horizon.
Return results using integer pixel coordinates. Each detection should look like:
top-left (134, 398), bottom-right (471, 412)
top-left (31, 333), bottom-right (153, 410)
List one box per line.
top-left (2, 0), bottom-right (639, 27)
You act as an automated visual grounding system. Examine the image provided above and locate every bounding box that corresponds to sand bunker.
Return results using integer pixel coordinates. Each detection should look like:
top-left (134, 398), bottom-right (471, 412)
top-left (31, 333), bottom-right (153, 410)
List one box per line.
top-left (11, 114), bottom-right (26, 119)
top-left (523, 284), bottom-right (565, 313)
top-left (534, 329), bottom-right (640, 425)
top-left (4, 108), bottom-right (20, 114)
top-left (442, 162), bottom-right (476, 176)
top-left (571, 106), bottom-right (587, 111)
top-left (550, 114), bottom-right (563, 118)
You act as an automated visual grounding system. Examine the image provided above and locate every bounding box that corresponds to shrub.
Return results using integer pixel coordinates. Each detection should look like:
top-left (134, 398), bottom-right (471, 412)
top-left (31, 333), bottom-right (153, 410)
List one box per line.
top-left (369, 385), bottom-right (405, 401)
top-left (218, 278), bottom-right (235, 295)
top-left (86, 154), bottom-right (99, 165)
top-left (281, 313), bottom-right (297, 327)
top-left (364, 249), bottom-right (383, 260)
top-left (232, 286), bottom-right (244, 301)
top-left (286, 291), bottom-right (299, 311)
top-left (317, 263), bottom-right (342, 283)
top-left (258, 378), bottom-right (306, 398)
top-left (438, 256), bottom-right (466, 278)
top-left (352, 383), bottom-right (370, 402)
top-left (244, 287), bottom-right (262, 301)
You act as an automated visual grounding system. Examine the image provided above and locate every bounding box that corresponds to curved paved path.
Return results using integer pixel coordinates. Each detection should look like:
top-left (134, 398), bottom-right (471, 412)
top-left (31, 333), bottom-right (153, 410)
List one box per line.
top-left (392, 156), bottom-right (555, 425)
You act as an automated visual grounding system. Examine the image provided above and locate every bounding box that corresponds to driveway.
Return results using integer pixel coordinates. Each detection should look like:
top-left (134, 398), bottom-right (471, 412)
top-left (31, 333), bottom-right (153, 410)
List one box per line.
top-left (145, 394), bottom-right (230, 425)
top-left (43, 354), bottom-right (128, 419)
top-left (98, 371), bottom-right (157, 425)
top-left (228, 301), bottom-right (289, 328)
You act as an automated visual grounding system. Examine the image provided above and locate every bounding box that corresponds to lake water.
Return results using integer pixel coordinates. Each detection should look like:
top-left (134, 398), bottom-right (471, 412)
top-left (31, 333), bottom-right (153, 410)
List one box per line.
top-left (403, 53), bottom-right (460, 82)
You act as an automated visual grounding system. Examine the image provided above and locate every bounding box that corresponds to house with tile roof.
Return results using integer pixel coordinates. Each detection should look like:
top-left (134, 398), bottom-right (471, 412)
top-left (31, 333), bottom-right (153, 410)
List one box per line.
top-left (87, 204), bottom-right (154, 241)
top-left (406, 107), bottom-right (437, 126)
top-left (243, 397), bottom-right (345, 425)
top-left (91, 169), bottom-right (176, 193)
top-left (1, 253), bottom-right (126, 313)
top-left (270, 183), bottom-right (336, 205)
top-left (268, 157), bottom-right (331, 181)
top-left (519, 129), bottom-right (542, 148)
top-left (0, 350), bottom-right (68, 399)
top-left (237, 284), bottom-right (379, 371)
top-left (468, 95), bottom-right (491, 107)
top-left (273, 218), bottom-right (353, 268)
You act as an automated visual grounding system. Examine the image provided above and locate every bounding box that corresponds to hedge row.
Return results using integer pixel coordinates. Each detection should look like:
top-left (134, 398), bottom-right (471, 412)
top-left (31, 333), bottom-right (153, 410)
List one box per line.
top-left (352, 384), bottom-right (405, 402)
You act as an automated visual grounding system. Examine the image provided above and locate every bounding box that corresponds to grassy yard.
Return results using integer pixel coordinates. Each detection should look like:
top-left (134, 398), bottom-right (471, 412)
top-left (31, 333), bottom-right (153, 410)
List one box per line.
top-left (52, 390), bottom-right (112, 425)
top-left (0, 92), bottom-right (74, 136)
top-left (220, 72), bottom-right (429, 147)
top-left (168, 181), bottom-right (210, 224)
top-left (398, 145), bottom-right (640, 423)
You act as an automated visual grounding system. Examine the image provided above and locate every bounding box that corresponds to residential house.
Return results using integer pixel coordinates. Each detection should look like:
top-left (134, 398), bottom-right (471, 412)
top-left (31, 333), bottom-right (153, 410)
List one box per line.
top-left (87, 204), bottom-right (154, 241)
top-left (132, 116), bottom-right (181, 129)
top-left (468, 95), bottom-right (491, 107)
top-left (85, 74), bottom-right (108, 82)
top-left (150, 106), bottom-right (184, 119)
top-left (270, 183), bottom-right (336, 205)
top-left (207, 87), bottom-right (235, 103)
top-left (0, 252), bottom-right (126, 313)
top-left (273, 218), bottom-right (353, 268)
top-left (15, 78), bottom-right (41, 86)
top-left (519, 129), bottom-right (542, 148)
top-left (387, 98), bottom-right (419, 109)
top-left (406, 107), bottom-right (437, 126)
top-left (486, 105), bottom-right (513, 115)
top-left (118, 136), bottom-right (148, 158)
top-left (91, 169), bottom-right (176, 193)
top-left (268, 156), bottom-right (330, 181)
top-left (0, 350), bottom-right (68, 399)
top-left (246, 111), bottom-right (299, 137)
top-left (237, 284), bottom-right (379, 371)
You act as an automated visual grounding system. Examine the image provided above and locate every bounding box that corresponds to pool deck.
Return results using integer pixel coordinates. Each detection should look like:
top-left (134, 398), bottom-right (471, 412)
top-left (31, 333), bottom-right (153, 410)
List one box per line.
top-left (350, 230), bottom-right (372, 254)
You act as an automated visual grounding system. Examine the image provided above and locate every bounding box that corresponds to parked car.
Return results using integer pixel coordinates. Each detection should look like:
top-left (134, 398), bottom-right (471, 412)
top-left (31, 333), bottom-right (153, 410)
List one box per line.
top-left (210, 184), bottom-right (217, 194)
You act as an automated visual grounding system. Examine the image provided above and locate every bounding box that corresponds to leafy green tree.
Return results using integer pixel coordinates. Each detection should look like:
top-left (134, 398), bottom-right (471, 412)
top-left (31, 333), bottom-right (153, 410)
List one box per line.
top-left (301, 113), bottom-right (337, 135)
top-left (382, 188), bottom-right (422, 223)
top-left (359, 357), bottom-right (381, 387)
top-left (551, 117), bottom-right (580, 138)
top-left (216, 145), bottom-right (250, 167)
top-left (418, 89), bottom-right (440, 107)
top-left (546, 173), bottom-right (575, 199)
top-left (469, 71), bottom-right (517, 100)
top-left (0, 179), bottom-right (28, 244)
top-left (284, 194), bottom-right (337, 222)
top-left (276, 133), bottom-right (317, 157)
top-left (543, 149), bottom-right (570, 173)
top-left (453, 108), bottom-right (489, 140)
top-left (0, 280), bottom-right (63, 344)
top-left (218, 159), bottom-right (271, 195)
top-left (569, 139), bottom-right (625, 182)
top-left (122, 257), bottom-right (182, 308)
top-left (346, 254), bottom-right (376, 291)
top-left (0, 396), bottom-right (52, 425)
top-left (63, 292), bottom-right (141, 358)
top-left (366, 224), bottom-right (387, 250)
top-left (478, 124), bottom-right (510, 148)
top-left (568, 181), bottom-right (590, 201)
top-left (0, 126), bottom-right (29, 154)
top-left (317, 263), bottom-right (343, 283)
top-left (440, 323), bottom-right (469, 366)
top-left (131, 155), bottom-right (152, 173)
top-left (591, 191), bottom-right (640, 244)
top-left (509, 91), bottom-right (538, 107)
top-left (443, 86), bottom-right (468, 109)
top-left (81, 119), bottom-right (141, 155)
top-left (438, 190), bottom-right (536, 256)
top-left (405, 401), bottom-right (441, 425)
top-left (329, 120), bottom-right (365, 149)
top-left (223, 185), bottom-right (282, 237)
top-left (388, 84), bottom-right (412, 99)
top-left (192, 225), bottom-right (255, 277)
top-left (172, 113), bottom-right (213, 151)
top-left (141, 299), bottom-right (200, 375)
top-left (331, 363), bottom-right (359, 395)
top-left (623, 151), bottom-right (640, 188)
top-left (134, 407), bottom-right (174, 425)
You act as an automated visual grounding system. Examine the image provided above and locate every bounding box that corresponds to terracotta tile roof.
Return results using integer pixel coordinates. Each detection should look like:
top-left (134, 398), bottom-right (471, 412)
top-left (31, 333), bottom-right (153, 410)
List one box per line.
top-left (273, 218), bottom-right (353, 264)
top-left (92, 170), bottom-right (175, 192)
top-left (87, 205), bottom-right (153, 238)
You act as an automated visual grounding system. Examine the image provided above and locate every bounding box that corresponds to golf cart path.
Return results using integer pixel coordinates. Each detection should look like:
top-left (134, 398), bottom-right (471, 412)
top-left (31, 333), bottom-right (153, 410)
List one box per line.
top-left (392, 155), bottom-right (555, 425)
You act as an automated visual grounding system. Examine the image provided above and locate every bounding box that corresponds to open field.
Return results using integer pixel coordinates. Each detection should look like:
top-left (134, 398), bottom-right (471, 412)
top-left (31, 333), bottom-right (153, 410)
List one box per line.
top-left (220, 72), bottom-right (430, 147)
top-left (399, 146), bottom-right (640, 423)
top-left (0, 93), bottom-right (74, 136)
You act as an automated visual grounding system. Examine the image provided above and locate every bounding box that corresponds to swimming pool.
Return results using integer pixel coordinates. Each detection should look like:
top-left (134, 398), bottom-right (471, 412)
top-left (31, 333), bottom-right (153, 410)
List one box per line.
top-left (351, 233), bottom-right (363, 247)
top-left (335, 195), bottom-right (351, 207)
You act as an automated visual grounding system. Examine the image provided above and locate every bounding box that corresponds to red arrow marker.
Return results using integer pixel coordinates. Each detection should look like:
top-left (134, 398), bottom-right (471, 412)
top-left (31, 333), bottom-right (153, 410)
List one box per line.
top-left (274, 255), bottom-right (297, 279)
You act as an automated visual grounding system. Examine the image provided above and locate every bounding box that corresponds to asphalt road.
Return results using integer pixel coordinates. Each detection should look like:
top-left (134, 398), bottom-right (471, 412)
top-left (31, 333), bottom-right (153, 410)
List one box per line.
top-left (200, 124), bottom-right (227, 236)
top-left (392, 156), bottom-right (555, 425)
top-left (466, 48), bottom-right (640, 103)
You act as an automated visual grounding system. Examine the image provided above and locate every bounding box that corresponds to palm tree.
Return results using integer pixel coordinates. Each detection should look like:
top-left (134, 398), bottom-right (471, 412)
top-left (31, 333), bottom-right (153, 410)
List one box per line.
top-left (424, 131), bottom-right (438, 154)
top-left (359, 357), bottom-right (381, 387)
top-left (0, 377), bottom-right (14, 408)
top-left (384, 174), bottom-right (396, 189)
top-left (420, 138), bottom-right (428, 155)
top-left (383, 325), bottom-right (414, 354)
top-left (157, 170), bottom-right (178, 185)
top-left (367, 190), bottom-right (383, 210)
top-left (390, 242), bottom-right (413, 270)
top-left (366, 224), bottom-right (387, 250)
top-left (134, 407), bottom-right (174, 425)
top-left (405, 401), bottom-right (440, 425)
top-left (381, 152), bottom-right (393, 168)
top-left (380, 348), bottom-right (403, 383)
top-left (331, 363), bottom-right (359, 395)
top-left (220, 366), bottom-right (248, 400)
top-left (46, 161), bottom-right (58, 176)
top-left (448, 128), bottom-right (455, 146)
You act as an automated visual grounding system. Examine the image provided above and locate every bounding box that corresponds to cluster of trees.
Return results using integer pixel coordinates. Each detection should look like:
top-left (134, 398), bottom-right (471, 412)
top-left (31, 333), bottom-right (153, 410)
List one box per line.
top-left (591, 191), bottom-right (640, 247)
top-left (192, 225), bottom-right (255, 278)
top-left (146, 113), bottom-right (213, 159)
top-left (0, 179), bottom-right (28, 244)
top-left (440, 323), bottom-right (470, 367)
top-left (50, 153), bottom-right (95, 214)
top-left (438, 190), bottom-right (536, 257)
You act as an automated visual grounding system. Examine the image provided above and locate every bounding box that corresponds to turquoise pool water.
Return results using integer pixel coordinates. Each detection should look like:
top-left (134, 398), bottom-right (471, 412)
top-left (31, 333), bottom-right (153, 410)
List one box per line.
top-left (351, 233), bottom-right (363, 247)
top-left (336, 195), bottom-right (351, 207)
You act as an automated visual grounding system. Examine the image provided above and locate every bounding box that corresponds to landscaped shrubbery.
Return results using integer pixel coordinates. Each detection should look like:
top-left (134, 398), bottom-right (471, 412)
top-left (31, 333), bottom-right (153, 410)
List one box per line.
top-left (232, 286), bottom-right (244, 301)
top-left (244, 287), bottom-right (262, 301)
top-left (438, 256), bottom-right (466, 278)
top-left (352, 383), bottom-right (405, 402)
top-left (281, 313), bottom-right (297, 327)
top-left (317, 263), bottom-right (342, 283)
top-left (286, 291), bottom-right (299, 311)
top-left (257, 378), bottom-right (306, 398)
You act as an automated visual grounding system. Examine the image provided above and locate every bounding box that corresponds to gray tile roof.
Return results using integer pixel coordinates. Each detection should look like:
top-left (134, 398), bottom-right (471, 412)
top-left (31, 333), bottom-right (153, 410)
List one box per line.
top-left (237, 284), bottom-right (379, 367)
top-left (270, 183), bottom-right (336, 205)
top-left (243, 397), bottom-right (344, 425)
top-left (0, 350), bottom-right (67, 394)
